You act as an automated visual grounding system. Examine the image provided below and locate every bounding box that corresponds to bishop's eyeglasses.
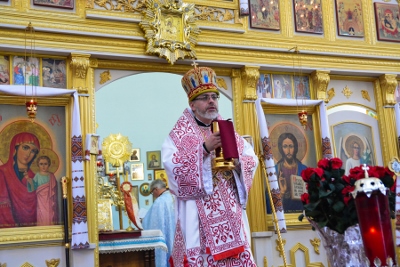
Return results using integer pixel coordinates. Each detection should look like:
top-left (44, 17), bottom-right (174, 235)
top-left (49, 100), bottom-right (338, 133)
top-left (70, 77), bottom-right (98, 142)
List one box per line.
top-left (193, 94), bottom-right (220, 102)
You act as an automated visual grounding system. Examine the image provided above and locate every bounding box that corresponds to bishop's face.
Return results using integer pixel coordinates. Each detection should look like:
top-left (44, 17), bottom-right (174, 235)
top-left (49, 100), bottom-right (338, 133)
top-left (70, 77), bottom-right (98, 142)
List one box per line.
top-left (190, 93), bottom-right (219, 124)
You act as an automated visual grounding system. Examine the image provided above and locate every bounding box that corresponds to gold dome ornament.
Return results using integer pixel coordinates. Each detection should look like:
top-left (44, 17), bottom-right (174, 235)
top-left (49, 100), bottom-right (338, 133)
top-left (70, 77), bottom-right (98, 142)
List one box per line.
top-left (102, 133), bottom-right (132, 168)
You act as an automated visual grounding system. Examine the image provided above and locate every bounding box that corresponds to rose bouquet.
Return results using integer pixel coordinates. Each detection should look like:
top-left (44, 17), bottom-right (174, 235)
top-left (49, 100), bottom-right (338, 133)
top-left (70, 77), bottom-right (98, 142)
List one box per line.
top-left (298, 157), bottom-right (396, 234)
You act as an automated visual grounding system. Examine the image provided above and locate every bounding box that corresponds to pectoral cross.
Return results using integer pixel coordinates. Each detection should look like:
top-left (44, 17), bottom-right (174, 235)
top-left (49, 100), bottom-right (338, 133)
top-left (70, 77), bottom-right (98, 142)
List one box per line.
top-left (362, 164), bottom-right (369, 179)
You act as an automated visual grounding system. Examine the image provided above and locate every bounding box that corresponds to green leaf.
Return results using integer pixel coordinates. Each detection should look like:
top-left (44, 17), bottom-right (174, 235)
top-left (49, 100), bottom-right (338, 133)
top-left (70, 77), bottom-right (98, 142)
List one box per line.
top-left (332, 201), bottom-right (345, 212)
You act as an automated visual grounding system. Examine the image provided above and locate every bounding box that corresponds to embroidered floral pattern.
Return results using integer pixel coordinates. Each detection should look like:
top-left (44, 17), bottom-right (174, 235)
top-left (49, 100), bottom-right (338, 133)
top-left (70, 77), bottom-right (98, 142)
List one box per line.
top-left (262, 136), bottom-right (273, 160)
top-left (196, 176), bottom-right (245, 257)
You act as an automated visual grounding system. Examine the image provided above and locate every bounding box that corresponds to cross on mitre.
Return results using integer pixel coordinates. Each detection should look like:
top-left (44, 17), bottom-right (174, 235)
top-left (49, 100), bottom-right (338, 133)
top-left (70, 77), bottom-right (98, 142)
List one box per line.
top-left (191, 60), bottom-right (198, 69)
top-left (362, 164), bottom-right (369, 178)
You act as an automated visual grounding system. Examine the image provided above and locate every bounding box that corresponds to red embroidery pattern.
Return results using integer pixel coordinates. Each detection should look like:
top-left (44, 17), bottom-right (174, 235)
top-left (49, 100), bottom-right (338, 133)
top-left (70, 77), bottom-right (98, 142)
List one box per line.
top-left (262, 136), bottom-right (273, 160)
top-left (271, 187), bottom-right (283, 213)
top-left (186, 249), bottom-right (256, 266)
top-left (195, 176), bottom-right (246, 257)
top-left (171, 219), bottom-right (187, 267)
top-left (71, 135), bottom-right (83, 163)
top-left (169, 110), bottom-right (215, 199)
top-left (322, 137), bottom-right (332, 159)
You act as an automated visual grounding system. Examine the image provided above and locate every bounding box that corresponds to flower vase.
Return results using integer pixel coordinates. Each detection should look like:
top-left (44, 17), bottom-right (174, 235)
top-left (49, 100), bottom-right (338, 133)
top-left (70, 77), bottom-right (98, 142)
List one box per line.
top-left (308, 220), bottom-right (370, 267)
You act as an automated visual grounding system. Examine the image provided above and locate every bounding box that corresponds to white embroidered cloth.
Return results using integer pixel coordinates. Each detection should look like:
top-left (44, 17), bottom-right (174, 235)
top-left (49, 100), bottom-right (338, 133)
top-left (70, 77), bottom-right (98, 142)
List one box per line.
top-left (99, 230), bottom-right (168, 254)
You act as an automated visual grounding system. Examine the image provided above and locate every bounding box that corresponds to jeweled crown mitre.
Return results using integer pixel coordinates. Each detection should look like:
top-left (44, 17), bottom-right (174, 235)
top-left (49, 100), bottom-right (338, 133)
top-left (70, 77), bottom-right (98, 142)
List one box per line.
top-left (181, 65), bottom-right (220, 101)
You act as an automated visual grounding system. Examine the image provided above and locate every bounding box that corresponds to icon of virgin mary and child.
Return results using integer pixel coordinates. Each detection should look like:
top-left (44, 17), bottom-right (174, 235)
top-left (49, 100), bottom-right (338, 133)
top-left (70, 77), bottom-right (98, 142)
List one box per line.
top-left (0, 132), bottom-right (59, 228)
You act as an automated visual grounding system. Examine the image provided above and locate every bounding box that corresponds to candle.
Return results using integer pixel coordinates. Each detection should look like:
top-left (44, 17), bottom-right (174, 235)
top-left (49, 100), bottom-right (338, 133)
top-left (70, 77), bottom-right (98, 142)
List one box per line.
top-left (352, 177), bottom-right (396, 265)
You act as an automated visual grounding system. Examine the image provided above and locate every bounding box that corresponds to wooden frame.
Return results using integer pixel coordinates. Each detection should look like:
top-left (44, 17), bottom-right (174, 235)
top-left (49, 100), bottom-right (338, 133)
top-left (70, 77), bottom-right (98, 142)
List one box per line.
top-left (154, 169), bottom-right (169, 188)
top-left (293, 0), bottom-right (323, 34)
top-left (146, 150), bottom-right (161, 170)
top-left (0, 95), bottom-right (71, 245)
top-left (33, 0), bottom-right (74, 9)
top-left (374, 2), bottom-right (400, 43)
top-left (130, 163), bottom-right (144, 181)
top-left (249, 0), bottom-right (280, 30)
top-left (335, 0), bottom-right (364, 37)
top-left (129, 148), bottom-right (140, 162)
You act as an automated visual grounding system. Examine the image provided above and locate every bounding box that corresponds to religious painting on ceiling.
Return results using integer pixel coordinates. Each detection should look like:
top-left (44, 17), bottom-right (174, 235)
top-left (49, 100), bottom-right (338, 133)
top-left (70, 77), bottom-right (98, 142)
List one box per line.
top-left (249, 0), bottom-right (280, 30)
top-left (293, 0), bottom-right (323, 34)
top-left (33, 0), bottom-right (73, 9)
top-left (42, 58), bottom-right (67, 88)
top-left (374, 2), bottom-right (400, 43)
top-left (335, 0), bottom-right (364, 37)
top-left (0, 56), bottom-right (10, 85)
top-left (0, 105), bottom-right (66, 229)
top-left (266, 113), bottom-right (317, 213)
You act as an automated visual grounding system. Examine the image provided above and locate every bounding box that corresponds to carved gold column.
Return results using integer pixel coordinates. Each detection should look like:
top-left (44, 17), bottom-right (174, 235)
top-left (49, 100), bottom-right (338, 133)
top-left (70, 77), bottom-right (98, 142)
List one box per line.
top-left (311, 70), bottom-right (330, 101)
top-left (376, 74), bottom-right (398, 164)
top-left (69, 53), bottom-right (99, 266)
top-left (232, 66), bottom-right (268, 233)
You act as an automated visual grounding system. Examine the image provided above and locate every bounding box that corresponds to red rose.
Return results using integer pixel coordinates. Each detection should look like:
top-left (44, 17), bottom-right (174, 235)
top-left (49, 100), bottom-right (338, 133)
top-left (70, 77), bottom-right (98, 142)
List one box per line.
top-left (342, 175), bottom-right (351, 185)
top-left (330, 158), bottom-right (343, 169)
top-left (348, 166), bottom-right (364, 180)
top-left (301, 167), bottom-right (324, 182)
top-left (375, 166), bottom-right (386, 178)
top-left (314, 168), bottom-right (324, 178)
top-left (384, 167), bottom-right (395, 178)
top-left (301, 193), bottom-right (310, 204)
top-left (342, 185), bottom-right (355, 205)
top-left (301, 168), bottom-right (314, 182)
top-left (317, 158), bottom-right (330, 169)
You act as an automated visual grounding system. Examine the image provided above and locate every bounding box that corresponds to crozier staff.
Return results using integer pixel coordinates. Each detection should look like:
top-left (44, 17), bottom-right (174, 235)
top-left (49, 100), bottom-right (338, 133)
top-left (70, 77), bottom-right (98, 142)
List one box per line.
top-left (162, 64), bottom-right (258, 265)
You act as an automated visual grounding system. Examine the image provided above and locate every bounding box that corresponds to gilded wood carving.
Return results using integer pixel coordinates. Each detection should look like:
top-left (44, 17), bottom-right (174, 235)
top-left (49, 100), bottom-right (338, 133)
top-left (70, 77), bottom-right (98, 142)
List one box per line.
top-left (139, 0), bottom-right (200, 64)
